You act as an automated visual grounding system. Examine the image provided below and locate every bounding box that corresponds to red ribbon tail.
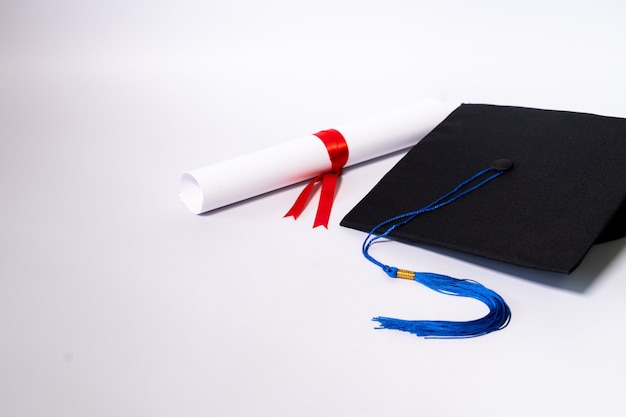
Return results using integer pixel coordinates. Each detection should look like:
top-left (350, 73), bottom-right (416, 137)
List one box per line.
top-left (285, 128), bottom-right (348, 228)
top-left (284, 176), bottom-right (321, 220)
top-left (312, 171), bottom-right (340, 229)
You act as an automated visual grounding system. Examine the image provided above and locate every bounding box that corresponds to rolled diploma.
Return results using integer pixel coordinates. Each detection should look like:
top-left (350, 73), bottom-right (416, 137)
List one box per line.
top-left (180, 99), bottom-right (455, 214)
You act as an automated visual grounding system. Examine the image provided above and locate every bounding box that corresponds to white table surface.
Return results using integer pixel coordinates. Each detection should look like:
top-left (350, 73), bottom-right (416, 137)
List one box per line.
top-left (2, 1), bottom-right (626, 416)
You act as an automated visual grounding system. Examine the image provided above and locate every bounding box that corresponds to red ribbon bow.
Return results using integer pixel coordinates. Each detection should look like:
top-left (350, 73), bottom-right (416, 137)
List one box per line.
top-left (284, 129), bottom-right (349, 228)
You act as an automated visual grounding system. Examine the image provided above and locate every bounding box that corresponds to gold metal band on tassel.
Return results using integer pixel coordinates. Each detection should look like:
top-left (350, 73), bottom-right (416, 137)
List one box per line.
top-left (396, 269), bottom-right (415, 280)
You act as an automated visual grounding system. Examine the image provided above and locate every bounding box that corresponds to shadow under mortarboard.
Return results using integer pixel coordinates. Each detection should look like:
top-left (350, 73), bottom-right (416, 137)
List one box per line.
top-left (191, 180), bottom-right (624, 294)
top-left (412, 238), bottom-right (626, 294)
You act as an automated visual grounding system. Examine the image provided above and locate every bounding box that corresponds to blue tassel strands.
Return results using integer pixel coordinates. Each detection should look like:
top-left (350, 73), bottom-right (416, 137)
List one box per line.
top-left (362, 162), bottom-right (513, 339)
top-left (372, 266), bottom-right (511, 339)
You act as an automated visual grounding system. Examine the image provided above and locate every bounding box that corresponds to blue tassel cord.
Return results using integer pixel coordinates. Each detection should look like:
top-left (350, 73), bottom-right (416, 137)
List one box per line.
top-left (362, 163), bottom-right (512, 339)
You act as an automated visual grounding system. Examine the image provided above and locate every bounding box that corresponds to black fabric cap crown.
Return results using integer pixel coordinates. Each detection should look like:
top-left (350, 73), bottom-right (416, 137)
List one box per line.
top-left (341, 104), bottom-right (626, 273)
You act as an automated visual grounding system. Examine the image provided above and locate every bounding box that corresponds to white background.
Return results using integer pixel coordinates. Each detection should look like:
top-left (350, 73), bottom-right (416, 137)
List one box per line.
top-left (2, 1), bottom-right (626, 416)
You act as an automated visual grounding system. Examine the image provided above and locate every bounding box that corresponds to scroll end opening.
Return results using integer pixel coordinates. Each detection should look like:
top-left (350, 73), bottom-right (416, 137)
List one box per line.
top-left (179, 173), bottom-right (204, 214)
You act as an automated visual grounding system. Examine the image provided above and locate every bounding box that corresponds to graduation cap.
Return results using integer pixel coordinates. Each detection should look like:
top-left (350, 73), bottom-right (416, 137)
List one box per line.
top-left (341, 103), bottom-right (626, 274)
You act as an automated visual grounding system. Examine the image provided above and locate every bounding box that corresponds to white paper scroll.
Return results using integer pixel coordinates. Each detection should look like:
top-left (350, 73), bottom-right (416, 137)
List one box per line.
top-left (180, 99), bottom-right (456, 214)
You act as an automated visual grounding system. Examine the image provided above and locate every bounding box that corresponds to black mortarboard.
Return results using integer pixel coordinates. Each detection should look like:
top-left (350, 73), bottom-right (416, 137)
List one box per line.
top-left (341, 104), bottom-right (626, 274)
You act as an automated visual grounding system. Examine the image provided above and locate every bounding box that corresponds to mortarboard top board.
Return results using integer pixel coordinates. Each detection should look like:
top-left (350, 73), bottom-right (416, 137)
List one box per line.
top-left (340, 104), bottom-right (626, 274)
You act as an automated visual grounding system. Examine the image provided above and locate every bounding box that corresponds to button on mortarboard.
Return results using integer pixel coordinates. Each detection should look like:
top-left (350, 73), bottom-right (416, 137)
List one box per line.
top-left (491, 158), bottom-right (513, 171)
top-left (341, 104), bottom-right (626, 273)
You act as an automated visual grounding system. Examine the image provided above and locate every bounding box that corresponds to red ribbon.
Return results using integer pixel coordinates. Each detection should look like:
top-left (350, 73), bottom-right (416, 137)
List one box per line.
top-left (284, 129), bottom-right (349, 228)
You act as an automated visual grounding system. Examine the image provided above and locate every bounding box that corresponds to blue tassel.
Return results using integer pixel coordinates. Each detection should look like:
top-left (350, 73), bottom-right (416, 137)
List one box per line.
top-left (362, 165), bottom-right (512, 339)
top-left (372, 269), bottom-right (511, 339)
